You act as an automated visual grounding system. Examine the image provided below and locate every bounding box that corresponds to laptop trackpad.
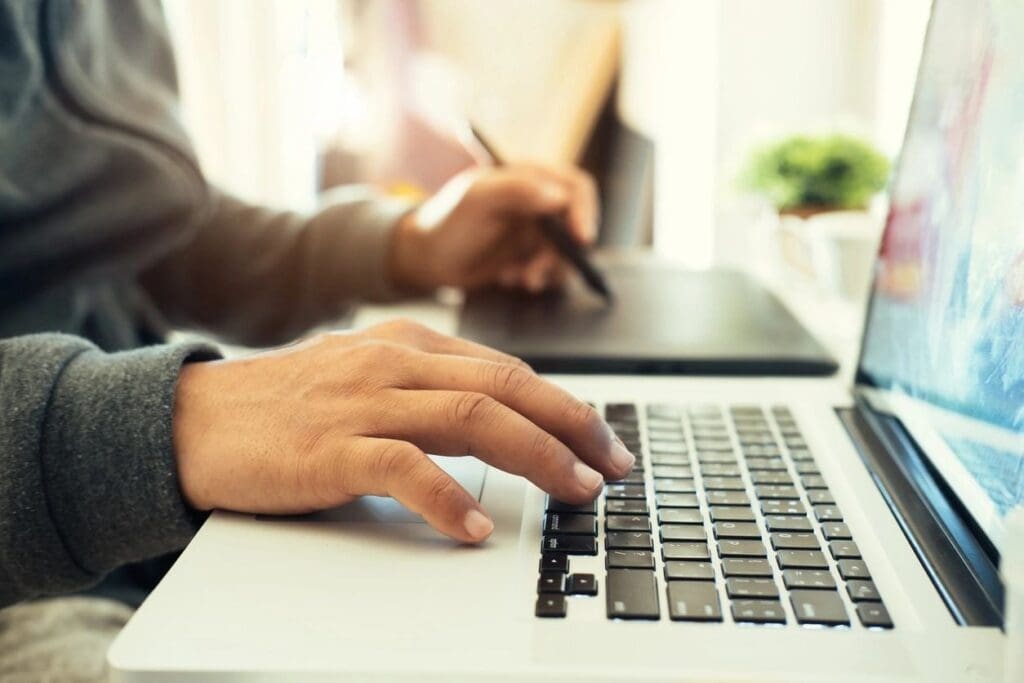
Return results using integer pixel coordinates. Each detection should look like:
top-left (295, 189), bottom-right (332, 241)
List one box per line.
top-left (305, 455), bottom-right (487, 524)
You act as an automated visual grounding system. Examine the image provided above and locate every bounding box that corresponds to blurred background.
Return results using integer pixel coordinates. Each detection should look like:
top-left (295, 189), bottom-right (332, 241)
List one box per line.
top-left (163, 0), bottom-right (931, 344)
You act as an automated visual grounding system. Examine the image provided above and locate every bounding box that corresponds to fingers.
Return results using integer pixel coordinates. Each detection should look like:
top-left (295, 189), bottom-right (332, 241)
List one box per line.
top-left (464, 168), bottom-right (570, 217)
top-left (359, 319), bottom-right (529, 369)
top-left (530, 164), bottom-right (600, 245)
top-left (402, 353), bottom-right (635, 479)
top-left (519, 247), bottom-right (563, 292)
top-left (368, 390), bottom-right (606, 505)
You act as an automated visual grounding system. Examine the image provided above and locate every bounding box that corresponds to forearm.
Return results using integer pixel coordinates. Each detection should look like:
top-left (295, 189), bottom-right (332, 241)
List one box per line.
top-left (0, 334), bottom-right (219, 607)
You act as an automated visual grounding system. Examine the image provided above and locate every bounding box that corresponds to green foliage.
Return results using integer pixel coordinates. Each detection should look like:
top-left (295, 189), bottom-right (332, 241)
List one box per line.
top-left (740, 134), bottom-right (890, 212)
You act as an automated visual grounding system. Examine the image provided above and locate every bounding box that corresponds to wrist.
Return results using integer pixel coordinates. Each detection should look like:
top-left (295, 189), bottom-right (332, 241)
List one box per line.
top-left (388, 211), bottom-right (439, 293)
top-left (173, 361), bottom-right (219, 511)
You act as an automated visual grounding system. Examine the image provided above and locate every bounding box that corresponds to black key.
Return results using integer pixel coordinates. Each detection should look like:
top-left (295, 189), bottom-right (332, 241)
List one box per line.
top-left (664, 561), bottom-right (715, 581)
top-left (546, 496), bottom-right (597, 515)
top-left (662, 542), bottom-right (711, 561)
top-left (846, 579), bottom-right (880, 602)
top-left (856, 602), bottom-right (893, 628)
top-left (790, 590), bottom-right (849, 626)
top-left (542, 535), bottom-right (598, 555)
top-left (726, 577), bottom-right (779, 599)
top-left (814, 505), bottom-right (844, 522)
top-left (821, 522), bottom-right (852, 540)
top-left (829, 540), bottom-right (861, 560)
top-left (606, 499), bottom-right (648, 515)
top-left (539, 552), bottom-right (569, 573)
top-left (739, 435), bottom-right (776, 446)
top-left (606, 531), bottom-right (653, 550)
top-left (652, 465), bottom-right (693, 479)
top-left (765, 515), bottom-right (812, 532)
top-left (837, 559), bottom-right (871, 580)
top-left (718, 539), bottom-right (767, 558)
top-left (693, 439), bottom-right (733, 452)
top-left (617, 470), bottom-right (645, 485)
top-left (538, 571), bottom-right (566, 593)
top-left (706, 491), bottom-right (750, 506)
top-left (666, 581), bottom-right (722, 622)
top-left (788, 449), bottom-right (815, 462)
top-left (650, 441), bottom-right (687, 454)
top-left (544, 513), bottom-right (597, 536)
top-left (605, 403), bottom-right (638, 419)
top-left (807, 490), bottom-right (836, 505)
top-left (713, 521), bottom-right (762, 539)
top-left (702, 476), bottom-right (746, 491)
top-left (709, 506), bottom-right (755, 522)
top-left (794, 461), bottom-right (820, 475)
top-left (731, 599), bottom-right (786, 624)
top-left (721, 558), bottom-right (773, 577)
top-left (566, 573), bottom-right (598, 596)
top-left (651, 453), bottom-right (689, 466)
top-left (535, 594), bottom-right (567, 618)
top-left (606, 484), bottom-right (647, 500)
top-left (754, 485), bottom-right (800, 500)
top-left (660, 525), bottom-right (707, 542)
top-left (606, 549), bottom-right (655, 569)
top-left (606, 515), bottom-right (651, 532)
top-left (801, 475), bottom-right (828, 490)
top-left (761, 500), bottom-right (806, 516)
top-left (745, 458), bottom-right (788, 471)
top-left (785, 438), bottom-right (808, 449)
top-left (777, 550), bottom-right (828, 569)
top-left (658, 508), bottom-right (703, 525)
top-left (606, 569), bottom-right (660, 620)
top-left (782, 569), bottom-right (836, 590)
top-left (656, 493), bottom-right (700, 508)
top-left (647, 429), bottom-right (684, 442)
top-left (697, 452), bottom-right (737, 464)
top-left (654, 478), bottom-right (696, 494)
top-left (741, 445), bottom-right (781, 457)
top-left (750, 471), bottom-right (794, 485)
top-left (700, 463), bottom-right (742, 477)
top-left (770, 533), bottom-right (821, 550)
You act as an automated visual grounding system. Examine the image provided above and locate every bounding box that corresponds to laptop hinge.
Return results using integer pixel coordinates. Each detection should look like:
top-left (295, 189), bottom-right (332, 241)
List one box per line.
top-left (837, 399), bottom-right (1004, 627)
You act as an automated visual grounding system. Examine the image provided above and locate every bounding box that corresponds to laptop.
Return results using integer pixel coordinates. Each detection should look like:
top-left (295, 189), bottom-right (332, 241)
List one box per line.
top-left (109, 1), bottom-right (1019, 680)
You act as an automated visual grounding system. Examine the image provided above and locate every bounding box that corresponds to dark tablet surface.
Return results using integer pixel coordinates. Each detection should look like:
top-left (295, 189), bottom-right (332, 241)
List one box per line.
top-left (458, 263), bottom-right (837, 376)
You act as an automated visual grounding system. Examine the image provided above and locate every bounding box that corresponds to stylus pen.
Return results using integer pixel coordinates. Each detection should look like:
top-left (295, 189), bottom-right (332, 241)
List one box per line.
top-left (469, 124), bottom-right (614, 303)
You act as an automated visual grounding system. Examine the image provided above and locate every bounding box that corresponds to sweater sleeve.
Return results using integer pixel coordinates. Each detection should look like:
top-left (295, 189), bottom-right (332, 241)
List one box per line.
top-left (139, 186), bottom-right (415, 348)
top-left (0, 333), bottom-right (220, 607)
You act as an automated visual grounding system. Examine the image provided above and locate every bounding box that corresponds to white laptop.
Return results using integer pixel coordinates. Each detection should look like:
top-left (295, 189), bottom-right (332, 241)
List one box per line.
top-left (109, 1), bottom-right (1021, 680)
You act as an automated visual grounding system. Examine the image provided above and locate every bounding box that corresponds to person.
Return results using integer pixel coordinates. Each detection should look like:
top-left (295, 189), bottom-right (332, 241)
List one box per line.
top-left (0, 1), bottom-right (633, 679)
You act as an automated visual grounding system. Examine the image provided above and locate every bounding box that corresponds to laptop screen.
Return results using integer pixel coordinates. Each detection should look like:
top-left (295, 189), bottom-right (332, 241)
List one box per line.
top-left (857, 0), bottom-right (1024, 552)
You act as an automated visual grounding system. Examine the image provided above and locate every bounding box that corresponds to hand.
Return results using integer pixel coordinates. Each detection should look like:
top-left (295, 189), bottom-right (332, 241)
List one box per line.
top-left (173, 320), bottom-right (634, 543)
top-left (389, 164), bottom-right (599, 293)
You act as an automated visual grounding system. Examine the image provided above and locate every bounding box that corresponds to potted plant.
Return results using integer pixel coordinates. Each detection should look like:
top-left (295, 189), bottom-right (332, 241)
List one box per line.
top-left (740, 133), bottom-right (891, 299)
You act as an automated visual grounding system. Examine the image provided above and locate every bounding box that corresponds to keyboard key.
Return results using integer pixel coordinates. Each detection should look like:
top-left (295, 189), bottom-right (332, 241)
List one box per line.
top-left (821, 522), bottom-right (852, 540)
top-left (606, 484), bottom-right (647, 500)
top-left (761, 500), bottom-right (806, 516)
top-left (807, 490), bottom-right (836, 505)
top-left (664, 561), bottom-right (715, 581)
top-left (661, 524), bottom-right (707, 542)
top-left (706, 491), bottom-right (750, 506)
top-left (539, 552), bottom-right (569, 573)
top-left (741, 445), bottom-right (781, 457)
top-left (647, 404), bottom-right (680, 419)
top-left (606, 550), bottom-right (655, 569)
top-left (606, 515), bottom-right (651, 532)
top-left (605, 403), bottom-right (638, 419)
top-left (718, 539), bottom-right (767, 557)
top-left (801, 475), bottom-right (828, 489)
top-left (666, 581), bottom-right (722, 622)
top-left (745, 458), bottom-right (787, 471)
top-left (606, 499), bottom-right (648, 515)
top-left (617, 470), bottom-right (645, 485)
top-left (731, 599), bottom-right (786, 624)
top-left (566, 573), bottom-right (598, 596)
top-left (794, 461), bottom-right (820, 475)
top-left (546, 496), bottom-right (597, 515)
top-left (652, 465), bottom-right (693, 479)
top-left (726, 577), bottom-right (779, 599)
top-left (535, 594), bottom-right (567, 618)
top-left (754, 485), bottom-right (800, 500)
top-left (846, 579), bottom-right (880, 602)
top-left (647, 429), bottom-right (684, 442)
top-left (713, 521), bottom-right (761, 539)
top-left (782, 569), bottom-right (836, 590)
top-left (654, 478), bottom-right (697, 494)
top-left (700, 463), bottom-right (742, 477)
top-left (542, 535), bottom-right (598, 555)
top-left (829, 540), bottom-right (861, 560)
top-left (697, 452), bottom-right (737, 464)
top-left (646, 416), bottom-right (681, 430)
top-left (544, 513), bottom-right (597, 536)
top-left (709, 506), bottom-right (755, 522)
top-left (702, 476), bottom-right (746, 491)
top-left (693, 439), bottom-right (733, 452)
top-left (856, 602), bottom-right (893, 628)
top-left (662, 542), bottom-right (711, 561)
top-left (750, 471), bottom-right (794, 485)
top-left (656, 493), bottom-right (700, 508)
top-left (651, 453), bottom-right (689, 466)
top-left (814, 505), bottom-right (844, 522)
top-left (650, 441), bottom-right (687, 454)
top-left (538, 571), bottom-right (566, 593)
top-left (721, 558), bottom-right (773, 577)
top-left (765, 515), bottom-right (812, 532)
top-left (837, 559), bottom-right (871, 580)
top-left (790, 590), bottom-right (849, 626)
top-left (777, 550), bottom-right (828, 569)
top-left (788, 449), bottom-right (815, 462)
top-left (658, 508), bottom-right (703, 525)
top-left (606, 531), bottom-right (653, 550)
top-left (606, 569), bottom-right (660, 620)
top-left (770, 533), bottom-right (821, 550)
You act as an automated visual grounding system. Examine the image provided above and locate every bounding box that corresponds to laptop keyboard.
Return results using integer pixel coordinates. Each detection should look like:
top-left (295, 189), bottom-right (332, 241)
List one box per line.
top-left (535, 403), bottom-right (894, 629)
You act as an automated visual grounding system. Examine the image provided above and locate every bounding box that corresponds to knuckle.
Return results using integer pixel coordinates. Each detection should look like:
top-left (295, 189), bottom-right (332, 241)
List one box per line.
top-left (449, 392), bottom-right (496, 428)
top-left (529, 430), bottom-right (561, 464)
top-left (376, 441), bottom-right (420, 483)
top-left (488, 363), bottom-right (533, 397)
top-left (423, 471), bottom-right (460, 508)
top-left (564, 396), bottom-right (600, 432)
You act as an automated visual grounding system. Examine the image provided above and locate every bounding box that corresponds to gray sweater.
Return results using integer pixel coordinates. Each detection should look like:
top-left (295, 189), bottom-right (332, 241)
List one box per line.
top-left (0, 0), bottom-right (409, 607)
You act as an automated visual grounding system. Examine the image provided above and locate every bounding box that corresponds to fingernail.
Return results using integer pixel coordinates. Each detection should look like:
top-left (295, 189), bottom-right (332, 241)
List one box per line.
top-left (610, 441), bottom-right (636, 472)
top-left (573, 461), bottom-right (604, 492)
top-left (463, 509), bottom-right (494, 541)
